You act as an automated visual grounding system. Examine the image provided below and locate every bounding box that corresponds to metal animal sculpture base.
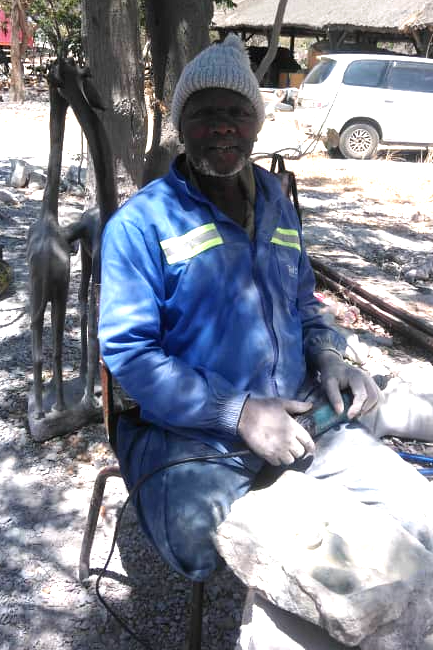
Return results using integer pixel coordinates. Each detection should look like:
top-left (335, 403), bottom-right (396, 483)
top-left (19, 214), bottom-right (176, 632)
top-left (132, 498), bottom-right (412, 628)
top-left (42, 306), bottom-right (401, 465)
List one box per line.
top-left (28, 376), bottom-right (102, 442)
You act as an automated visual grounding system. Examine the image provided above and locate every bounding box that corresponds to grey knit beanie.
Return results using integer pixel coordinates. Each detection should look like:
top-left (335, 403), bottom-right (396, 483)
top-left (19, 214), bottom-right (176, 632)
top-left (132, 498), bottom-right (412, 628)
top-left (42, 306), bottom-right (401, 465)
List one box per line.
top-left (171, 33), bottom-right (265, 131)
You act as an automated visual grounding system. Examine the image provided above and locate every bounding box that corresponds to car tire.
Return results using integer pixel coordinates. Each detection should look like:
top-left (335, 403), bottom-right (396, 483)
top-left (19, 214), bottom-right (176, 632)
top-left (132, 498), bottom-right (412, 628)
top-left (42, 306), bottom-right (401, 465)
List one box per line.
top-left (339, 123), bottom-right (379, 160)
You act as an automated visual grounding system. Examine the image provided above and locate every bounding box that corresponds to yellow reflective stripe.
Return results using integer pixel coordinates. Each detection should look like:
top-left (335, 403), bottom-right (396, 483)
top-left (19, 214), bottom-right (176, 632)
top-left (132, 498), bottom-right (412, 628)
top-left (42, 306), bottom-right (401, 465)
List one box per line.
top-left (160, 223), bottom-right (223, 264)
top-left (271, 227), bottom-right (301, 251)
top-left (275, 228), bottom-right (298, 236)
top-left (271, 238), bottom-right (301, 250)
top-left (190, 236), bottom-right (223, 258)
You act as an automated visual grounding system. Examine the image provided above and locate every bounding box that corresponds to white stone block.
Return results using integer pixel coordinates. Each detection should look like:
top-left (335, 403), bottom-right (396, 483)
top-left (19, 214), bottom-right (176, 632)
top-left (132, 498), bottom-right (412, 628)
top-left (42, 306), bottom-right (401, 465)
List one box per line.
top-left (215, 471), bottom-right (433, 648)
top-left (237, 590), bottom-right (433, 650)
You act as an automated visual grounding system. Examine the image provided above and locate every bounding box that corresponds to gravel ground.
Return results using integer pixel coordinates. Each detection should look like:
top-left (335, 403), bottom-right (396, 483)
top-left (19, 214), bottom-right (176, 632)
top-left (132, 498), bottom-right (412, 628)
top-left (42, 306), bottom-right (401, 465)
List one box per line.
top-left (0, 96), bottom-right (246, 650)
top-left (1, 95), bottom-right (433, 650)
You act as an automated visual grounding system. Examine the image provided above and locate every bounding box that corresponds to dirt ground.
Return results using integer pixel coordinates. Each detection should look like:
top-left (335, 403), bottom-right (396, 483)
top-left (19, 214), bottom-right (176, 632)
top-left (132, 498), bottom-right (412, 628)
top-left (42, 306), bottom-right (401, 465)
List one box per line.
top-left (1, 97), bottom-right (433, 650)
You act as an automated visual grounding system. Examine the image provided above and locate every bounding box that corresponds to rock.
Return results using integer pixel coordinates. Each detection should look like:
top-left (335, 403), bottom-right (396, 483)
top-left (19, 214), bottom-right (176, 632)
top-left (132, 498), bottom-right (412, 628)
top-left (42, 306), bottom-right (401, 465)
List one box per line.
top-left (403, 256), bottom-right (433, 282)
top-left (215, 471), bottom-right (433, 649)
top-left (65, 164), bottom-right (87, 185)
top-left (343, 331), bottom-right (369, 365)
top-left (395, 361), bottom-right (433, 386)
top-left (363, 369), bottom-right (433, 442)
top-left (236, 590), bottom-right (348, 650)
top-left (65, 182), bottom-right (85, 197)
top-left (28, 188), bottom-right (45, 201)
top-left (9, 159), bottom-right (31, 188)
top-left (237, 591), bottom-right (433, 650)
top-left (28, 170), bottom-right (47, 190)
top-left (0, 188), bottom-right (20, 205)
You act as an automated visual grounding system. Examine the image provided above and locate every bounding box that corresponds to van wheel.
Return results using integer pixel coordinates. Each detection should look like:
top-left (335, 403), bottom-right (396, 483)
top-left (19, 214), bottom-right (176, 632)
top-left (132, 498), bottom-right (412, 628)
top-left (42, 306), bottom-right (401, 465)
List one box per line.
top-left (340, 123), bottom-right (379, 159)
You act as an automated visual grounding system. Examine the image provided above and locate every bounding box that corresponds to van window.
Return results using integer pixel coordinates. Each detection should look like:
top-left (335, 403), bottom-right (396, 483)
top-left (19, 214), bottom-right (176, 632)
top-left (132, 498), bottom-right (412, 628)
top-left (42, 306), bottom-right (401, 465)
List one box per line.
top-left (386, 62), bottom-right (433, 93)
top-left (304, 59), bottom-right (336, 84)
top-left (343, 60), bottom-right (388, 87)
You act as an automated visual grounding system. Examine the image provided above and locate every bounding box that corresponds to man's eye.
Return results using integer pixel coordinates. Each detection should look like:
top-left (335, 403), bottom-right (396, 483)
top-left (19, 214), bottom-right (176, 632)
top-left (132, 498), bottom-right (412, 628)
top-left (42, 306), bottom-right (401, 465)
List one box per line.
top-left (229, 107), bottom-right (253, 118)
top-left (191, 108), bottom-right (214, 119)
top-left (189, 107), bottom-right (254, 120)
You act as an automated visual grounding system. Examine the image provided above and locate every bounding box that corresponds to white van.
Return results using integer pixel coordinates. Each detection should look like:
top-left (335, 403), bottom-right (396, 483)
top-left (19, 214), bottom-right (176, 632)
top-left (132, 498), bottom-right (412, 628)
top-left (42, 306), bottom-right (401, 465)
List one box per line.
top-left (296, 53), bottom-right (433, 159)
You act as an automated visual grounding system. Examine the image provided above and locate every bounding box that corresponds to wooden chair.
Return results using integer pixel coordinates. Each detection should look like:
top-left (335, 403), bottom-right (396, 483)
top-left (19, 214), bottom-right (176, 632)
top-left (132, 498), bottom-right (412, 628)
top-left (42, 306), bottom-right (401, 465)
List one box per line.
top-left (78, 360), bottom-right (205, 650)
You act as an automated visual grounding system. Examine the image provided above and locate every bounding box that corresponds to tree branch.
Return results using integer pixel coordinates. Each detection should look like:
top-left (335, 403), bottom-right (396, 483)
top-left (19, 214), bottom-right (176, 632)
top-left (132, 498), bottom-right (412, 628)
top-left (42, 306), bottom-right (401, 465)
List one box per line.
top-left (254, 0), bottom-right (288, 85)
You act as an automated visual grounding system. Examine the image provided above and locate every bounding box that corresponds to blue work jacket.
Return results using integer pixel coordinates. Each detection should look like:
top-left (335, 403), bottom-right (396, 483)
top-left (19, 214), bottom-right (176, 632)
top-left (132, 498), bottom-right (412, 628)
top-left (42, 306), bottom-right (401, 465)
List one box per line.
top-left (99, 160), bottom-right (345, 446)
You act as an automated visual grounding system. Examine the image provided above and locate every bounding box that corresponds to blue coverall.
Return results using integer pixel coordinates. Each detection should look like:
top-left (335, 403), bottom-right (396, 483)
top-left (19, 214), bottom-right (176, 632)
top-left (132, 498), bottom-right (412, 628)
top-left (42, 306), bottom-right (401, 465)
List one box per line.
top-left (99, 160), bottom-right (433, 580)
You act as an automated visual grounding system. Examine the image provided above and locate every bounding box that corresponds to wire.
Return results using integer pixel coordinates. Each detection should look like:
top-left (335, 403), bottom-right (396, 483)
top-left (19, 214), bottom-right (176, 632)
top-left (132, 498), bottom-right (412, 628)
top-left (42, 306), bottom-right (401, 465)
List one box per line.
top-left (398, 451), bottom-right (433, 465)
top-left (95, 442), bottom-right (433, 645)
top-left (95, 448), bottom-right (251, 648)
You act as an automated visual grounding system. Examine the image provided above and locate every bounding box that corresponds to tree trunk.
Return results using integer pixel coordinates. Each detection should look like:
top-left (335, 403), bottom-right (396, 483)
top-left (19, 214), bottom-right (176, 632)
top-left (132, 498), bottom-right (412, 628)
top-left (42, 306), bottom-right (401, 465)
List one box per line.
top-left (81, 0), bottom-right (146, 204)
top-left (10, 0), bottom-right (27, 102)
top-left (142, 0), bottom-right (214, 184)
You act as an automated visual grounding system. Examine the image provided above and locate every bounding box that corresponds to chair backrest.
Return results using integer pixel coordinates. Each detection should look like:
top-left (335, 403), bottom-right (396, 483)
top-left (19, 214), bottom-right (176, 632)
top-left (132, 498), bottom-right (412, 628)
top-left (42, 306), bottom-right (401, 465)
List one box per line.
top-left (100, 359), bottom-right (119, 451)
top-left (269, 153), bottom-right (302, 226)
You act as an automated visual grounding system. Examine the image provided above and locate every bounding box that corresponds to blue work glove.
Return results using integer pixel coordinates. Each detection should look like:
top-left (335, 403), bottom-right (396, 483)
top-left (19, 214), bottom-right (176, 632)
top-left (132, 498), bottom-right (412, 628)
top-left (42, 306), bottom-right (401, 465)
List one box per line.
top-left (315, 350), bottom-right (380, 419)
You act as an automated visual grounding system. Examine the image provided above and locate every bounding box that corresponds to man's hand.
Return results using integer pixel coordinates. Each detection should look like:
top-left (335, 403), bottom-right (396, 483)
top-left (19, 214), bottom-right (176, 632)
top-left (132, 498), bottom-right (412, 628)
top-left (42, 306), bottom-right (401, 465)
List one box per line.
top-left (237, 397), bottom-right (315, 466)
top-left (316, 351), bottom-right (380, 419)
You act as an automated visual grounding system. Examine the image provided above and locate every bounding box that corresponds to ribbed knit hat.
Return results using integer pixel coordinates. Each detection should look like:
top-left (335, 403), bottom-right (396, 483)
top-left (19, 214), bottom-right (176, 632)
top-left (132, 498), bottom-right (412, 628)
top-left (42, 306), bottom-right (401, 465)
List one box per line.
top-left (171, 33), bottom-right (265, 131)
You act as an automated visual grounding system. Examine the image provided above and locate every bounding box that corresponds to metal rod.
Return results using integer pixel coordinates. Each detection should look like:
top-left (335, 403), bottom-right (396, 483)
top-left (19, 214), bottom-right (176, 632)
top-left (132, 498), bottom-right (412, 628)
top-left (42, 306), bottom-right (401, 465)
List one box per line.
top-left (188, 581), bottom-right (204, 650)
top-left (314, 269), bottom-right (433, 355)
top-left (78, 465), bottom-right (122, 582)
top-left (311, 256), bottom-right (433, 338)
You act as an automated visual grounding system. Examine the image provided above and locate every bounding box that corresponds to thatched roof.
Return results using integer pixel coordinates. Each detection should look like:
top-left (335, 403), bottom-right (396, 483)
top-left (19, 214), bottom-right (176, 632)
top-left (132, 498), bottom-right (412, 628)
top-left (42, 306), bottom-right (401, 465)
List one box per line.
top-left (213, 0), bottom-right (433, 34)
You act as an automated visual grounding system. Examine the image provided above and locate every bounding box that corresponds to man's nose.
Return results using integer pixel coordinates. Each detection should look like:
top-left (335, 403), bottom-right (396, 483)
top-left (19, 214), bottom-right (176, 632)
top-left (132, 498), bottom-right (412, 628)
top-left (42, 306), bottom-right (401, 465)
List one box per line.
top-left (210, 120), bottom-right (235, 135)
top-left (209, 111), bottom-right (236, 134)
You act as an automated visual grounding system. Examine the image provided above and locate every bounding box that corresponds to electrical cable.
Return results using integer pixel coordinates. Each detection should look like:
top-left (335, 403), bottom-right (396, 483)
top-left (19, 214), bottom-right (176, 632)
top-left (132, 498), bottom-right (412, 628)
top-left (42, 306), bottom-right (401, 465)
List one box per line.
top-left (398, 451), bottom-right (433, 465)
top-left (95, 439), bottom-right (433, 646)
top-left (398, 451), bottom-right (433, 477)
top-left (95, 448), bottom-right (251, 648)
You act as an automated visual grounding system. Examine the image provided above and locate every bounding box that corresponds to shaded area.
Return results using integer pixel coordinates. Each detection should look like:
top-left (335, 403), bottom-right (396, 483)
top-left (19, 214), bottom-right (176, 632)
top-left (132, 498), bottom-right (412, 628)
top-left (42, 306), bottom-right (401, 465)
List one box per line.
top-left (0, 185), bottom-right (245, 650)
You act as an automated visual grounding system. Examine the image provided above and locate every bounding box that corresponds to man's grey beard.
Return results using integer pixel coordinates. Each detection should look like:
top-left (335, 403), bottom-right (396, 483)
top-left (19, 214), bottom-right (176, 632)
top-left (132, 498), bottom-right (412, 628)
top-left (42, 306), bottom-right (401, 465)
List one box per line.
top-left (189, 153), bottom-right (248, 177)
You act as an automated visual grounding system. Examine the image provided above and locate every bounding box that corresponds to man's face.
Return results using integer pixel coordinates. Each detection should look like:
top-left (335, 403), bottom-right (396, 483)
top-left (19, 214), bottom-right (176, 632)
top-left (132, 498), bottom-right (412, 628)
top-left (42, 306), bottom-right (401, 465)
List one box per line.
top-left (179, 88), bottom-right (260, 177)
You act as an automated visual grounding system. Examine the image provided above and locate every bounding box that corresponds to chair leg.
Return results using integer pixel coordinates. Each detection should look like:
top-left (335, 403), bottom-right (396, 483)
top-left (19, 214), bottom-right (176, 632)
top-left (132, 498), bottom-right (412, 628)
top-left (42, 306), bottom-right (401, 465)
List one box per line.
top-left (78, 464), bottom-right (122, 582)
top-left (188, 581), bottom-right (204, 650)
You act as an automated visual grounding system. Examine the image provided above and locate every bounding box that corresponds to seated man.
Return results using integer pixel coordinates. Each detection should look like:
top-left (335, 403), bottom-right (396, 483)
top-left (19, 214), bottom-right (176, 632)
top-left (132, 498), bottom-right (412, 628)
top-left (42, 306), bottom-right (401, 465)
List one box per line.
top-left (98, 34), bottom-right (433, 583)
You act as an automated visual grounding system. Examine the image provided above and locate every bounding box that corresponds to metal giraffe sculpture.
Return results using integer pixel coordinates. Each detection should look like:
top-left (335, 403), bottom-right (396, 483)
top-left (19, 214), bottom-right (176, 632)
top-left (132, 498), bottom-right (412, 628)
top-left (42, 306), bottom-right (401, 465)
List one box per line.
top-left (27, 59), bottom-right (118, 441)
top-left (53, 58), bottom-right (118, 412)
top-left (26, 81), bottom-right (70, 421)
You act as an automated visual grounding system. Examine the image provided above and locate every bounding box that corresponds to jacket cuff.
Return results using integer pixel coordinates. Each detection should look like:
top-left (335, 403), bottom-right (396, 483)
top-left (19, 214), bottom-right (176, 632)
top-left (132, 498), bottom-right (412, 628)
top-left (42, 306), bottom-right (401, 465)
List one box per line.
top-left (217, 392), bottom-right (250, 436)
top-left (305, 332), bottom-right (346, 364)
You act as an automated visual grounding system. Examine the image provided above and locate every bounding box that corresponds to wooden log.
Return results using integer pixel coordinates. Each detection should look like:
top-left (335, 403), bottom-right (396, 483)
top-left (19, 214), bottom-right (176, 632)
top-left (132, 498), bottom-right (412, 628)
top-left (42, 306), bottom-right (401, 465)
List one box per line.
top-left (311, 256), bottom-right (433, 339)
top-left (314, 270), bottom-right (433, 357)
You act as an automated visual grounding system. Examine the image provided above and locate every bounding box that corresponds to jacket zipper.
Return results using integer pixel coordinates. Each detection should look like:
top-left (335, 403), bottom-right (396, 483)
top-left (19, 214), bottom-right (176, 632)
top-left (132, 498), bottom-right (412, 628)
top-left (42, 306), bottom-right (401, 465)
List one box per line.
top-left (197, 185), bottom-right (280, 396)
top-left (250, 188), bottom-right (280, 397)
top-left (252, 241), bottom-right (279, 397)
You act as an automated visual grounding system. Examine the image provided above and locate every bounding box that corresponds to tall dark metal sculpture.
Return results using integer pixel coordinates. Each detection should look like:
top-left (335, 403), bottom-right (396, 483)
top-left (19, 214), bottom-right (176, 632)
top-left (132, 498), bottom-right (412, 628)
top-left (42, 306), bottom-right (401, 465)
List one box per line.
top-left (27, 82), bottom-right (70, 425)
top-left (27, 59), bottom-right (118, 441)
